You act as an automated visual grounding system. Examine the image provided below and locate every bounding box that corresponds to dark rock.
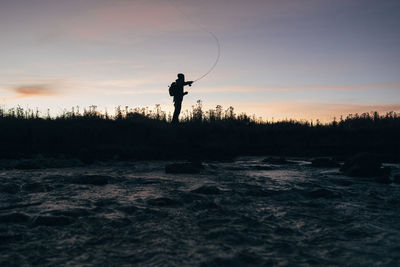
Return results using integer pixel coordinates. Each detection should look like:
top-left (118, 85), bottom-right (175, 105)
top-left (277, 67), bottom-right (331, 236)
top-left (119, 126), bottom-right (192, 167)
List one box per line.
top-left (147, 197), bottom-right (181, 207)
top-left (42, 175), bottom-right (68, 182)
top-left (307, 188), bottom-right (339, 199)
top-left (0, 234), bottom-right (23, 243)
top-left (245, 188), bottom-right (270, 197)
top-left (274, 227), bottom-right (295, 235)
top-left (178, 191), bottom-right (207, 204)
top-left (116, 205), bottom-right (139, 214)
top-left (108, 217), bottom-right (132, 227)
top-left (240, 184), bottom-right (273, 197)
top-left (189, 200), bottom-right (219, 210)
top-left (375, 176), bottom-right (392, 184)
top-left (14, 157), bottom-right (84, 170)
top-left (51, 158), bottom-right (84, 168)
top-left (0, 213), bottom-right (30, 224)
top-left (31, 215), bottom-right (72, 226)
top-left (252, 165), bottom-right (273, 171)
top-left (381, 166), bottom-right (392, 177)
top-left (165, 162), bottom-right (203, 174)
top-left (0, 160), bottom-right (16, 170)
top-left (191, 185), bottom-right (221, 195)
top-left (227, 165), bottom-right (273, 171)
top-left (22, 182), bottom-right (50, 193)
top-left (50, 208), bottom-right (90, 218)
top-left (0, 183), bottom-right (20, 194)
top-left (15, 159), bottom-right (42, 170)
top-left (330, 179), bottom-right (354, 186)
top-left (94, 198), bottom-right (116, 207)
top-left (340, 153), bottom-right (387, 177)
top-left (0, 201), bottom-right (43, 211)
top-left (393, 175), bottom-right (400, 184)
top-left (262, 157), bottom-right (293, 165)
top-left (311, 158), bottom-right (340, 168)
top-left (71, 175), bottom-right (109, 185)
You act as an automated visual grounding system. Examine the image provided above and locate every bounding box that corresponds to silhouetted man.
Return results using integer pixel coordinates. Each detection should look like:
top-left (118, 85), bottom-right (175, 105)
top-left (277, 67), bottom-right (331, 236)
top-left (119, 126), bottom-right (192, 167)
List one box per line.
top-left (171, 73), bottom-right (193, 123)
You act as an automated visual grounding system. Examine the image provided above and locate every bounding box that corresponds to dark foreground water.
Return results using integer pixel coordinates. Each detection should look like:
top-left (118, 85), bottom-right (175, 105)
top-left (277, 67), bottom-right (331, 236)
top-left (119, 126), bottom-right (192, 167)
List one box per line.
top-left (0, 158), bottom-right (399, 266)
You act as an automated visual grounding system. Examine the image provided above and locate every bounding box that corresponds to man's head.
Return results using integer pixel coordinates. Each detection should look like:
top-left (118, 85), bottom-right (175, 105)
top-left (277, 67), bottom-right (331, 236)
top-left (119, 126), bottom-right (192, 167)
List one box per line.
top-left (177, 73), bottom-right (185, 81)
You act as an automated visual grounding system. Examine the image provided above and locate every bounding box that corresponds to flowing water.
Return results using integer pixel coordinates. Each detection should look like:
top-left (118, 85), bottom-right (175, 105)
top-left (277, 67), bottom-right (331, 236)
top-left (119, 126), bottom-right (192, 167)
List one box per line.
top-left (0, 158), bottom-right (399, 266)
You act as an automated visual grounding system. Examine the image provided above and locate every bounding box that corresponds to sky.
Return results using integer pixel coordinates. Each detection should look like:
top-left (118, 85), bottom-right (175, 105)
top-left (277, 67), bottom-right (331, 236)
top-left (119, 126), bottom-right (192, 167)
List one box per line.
top-left (0, 0), bottom-right (399, 121)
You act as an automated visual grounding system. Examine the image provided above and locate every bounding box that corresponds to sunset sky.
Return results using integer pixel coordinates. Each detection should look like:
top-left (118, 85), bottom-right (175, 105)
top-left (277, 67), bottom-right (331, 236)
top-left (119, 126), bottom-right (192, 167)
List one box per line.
top-left (1, 0), bottom-right (399, 121)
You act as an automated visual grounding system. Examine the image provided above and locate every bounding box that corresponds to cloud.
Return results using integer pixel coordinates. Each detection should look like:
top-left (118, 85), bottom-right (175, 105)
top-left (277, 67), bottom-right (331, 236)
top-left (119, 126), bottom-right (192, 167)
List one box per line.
top-left (62, 0), bottom-right (313, 41)
top-left (64, 1), bottom-right (189, 41)
top-left (14, 85), bottom-right (55, 96)
top-left (2, 84), bottom-right (58, 101)
top-left (198, 82), bottom-right (400, 93)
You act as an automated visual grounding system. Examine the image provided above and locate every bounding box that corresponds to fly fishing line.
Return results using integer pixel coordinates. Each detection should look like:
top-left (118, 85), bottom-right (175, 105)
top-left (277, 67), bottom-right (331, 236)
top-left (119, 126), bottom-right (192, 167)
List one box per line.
top-left (167, 0), bottom-right (221, 83)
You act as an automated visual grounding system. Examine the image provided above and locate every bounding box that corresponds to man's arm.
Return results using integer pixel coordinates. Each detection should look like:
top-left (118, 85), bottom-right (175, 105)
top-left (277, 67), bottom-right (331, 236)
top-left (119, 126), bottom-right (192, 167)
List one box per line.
top-left (184, 81), bottom-right (193, 86)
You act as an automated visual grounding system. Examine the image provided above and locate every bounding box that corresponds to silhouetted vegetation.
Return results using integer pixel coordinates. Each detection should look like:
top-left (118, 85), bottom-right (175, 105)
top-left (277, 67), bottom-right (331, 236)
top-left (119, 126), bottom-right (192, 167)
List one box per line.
top-left (0, 102), bottom-right (399, 162)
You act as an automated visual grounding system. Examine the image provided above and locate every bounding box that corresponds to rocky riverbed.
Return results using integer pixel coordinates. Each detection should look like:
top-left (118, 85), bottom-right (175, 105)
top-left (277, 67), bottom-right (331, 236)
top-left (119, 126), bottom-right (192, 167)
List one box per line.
top-left (1, 158), bottom-right (399, 266)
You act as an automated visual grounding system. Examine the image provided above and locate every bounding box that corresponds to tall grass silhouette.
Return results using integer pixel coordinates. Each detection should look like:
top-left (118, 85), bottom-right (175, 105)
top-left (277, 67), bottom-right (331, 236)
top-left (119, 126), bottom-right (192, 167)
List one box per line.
top-left (0, 103), bottom-right (399, 162)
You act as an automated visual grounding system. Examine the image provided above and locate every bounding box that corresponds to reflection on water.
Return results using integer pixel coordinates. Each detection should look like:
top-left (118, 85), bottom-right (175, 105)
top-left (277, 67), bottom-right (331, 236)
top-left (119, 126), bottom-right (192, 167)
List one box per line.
top-left (0, 158), bottom-right (399, 266)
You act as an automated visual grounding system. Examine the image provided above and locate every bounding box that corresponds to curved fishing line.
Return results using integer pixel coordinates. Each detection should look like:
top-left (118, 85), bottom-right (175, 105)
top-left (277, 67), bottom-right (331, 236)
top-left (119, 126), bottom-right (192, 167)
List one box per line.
top-left (167, 0), bottom-right (221, 83)
top-left (193, 31), bottom-right (221, 82)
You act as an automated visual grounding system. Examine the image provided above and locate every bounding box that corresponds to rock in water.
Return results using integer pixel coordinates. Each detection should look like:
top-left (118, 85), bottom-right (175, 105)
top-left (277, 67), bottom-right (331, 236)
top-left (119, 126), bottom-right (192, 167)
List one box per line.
top-left (22, 182), bottom-right (50, 193)
top-left (0, 183), bottom-right (20, 194)
top-left (375, 175), bottom-right (392, 184)
top-left (71, 175), bottom-right (109, 185)
top-left (31, 215), bottom-right (72, 227)
top-left (0, 213), bottom-right (30, 224)
top-left (165, 162), bottom-right (203, 174)
top-left (307, 189), bottom-right (339, 199)
top-left (262, 157), bottom-right (293, 165)
top-left (147, 197), bottom-right (181, 207)
top-left (252, 165), bottom-right (273, 171)
top-left (311, 158), bottom-right (340, 168)
top-left (393, 175), bottom-right (400, 184)
top-left (14, 159), bottom-right (42, 170)
top-left (340, 153), bottom-right (388, 177)
top-left (50, 208), bottom-right (90, 218)
top-left (191, 185), bottom-right (221, 195)
top-left (116, 205), bottom-right (139, 214)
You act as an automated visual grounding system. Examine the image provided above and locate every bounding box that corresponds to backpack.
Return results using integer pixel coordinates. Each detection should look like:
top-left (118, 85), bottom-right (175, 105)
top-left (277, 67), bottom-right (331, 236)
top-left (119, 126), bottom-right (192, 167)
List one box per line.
top-left (169, 82), bottom-right (177, 96)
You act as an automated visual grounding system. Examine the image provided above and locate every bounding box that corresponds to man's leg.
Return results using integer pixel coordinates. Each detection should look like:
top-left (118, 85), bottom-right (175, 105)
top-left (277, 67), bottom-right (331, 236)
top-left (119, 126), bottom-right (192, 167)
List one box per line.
top-left (172, 100), bottom-right (182, 123)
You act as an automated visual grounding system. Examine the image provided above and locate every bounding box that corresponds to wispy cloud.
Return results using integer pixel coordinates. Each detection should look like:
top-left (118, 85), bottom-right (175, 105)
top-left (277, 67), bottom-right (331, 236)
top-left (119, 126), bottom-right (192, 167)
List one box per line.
top-left (13, 84), bottom-right (57, 99)
top-left (1, 84), bottom-right (59, 102)
top-left (198, 82), bottom-right (400, 93)
top-left (14, 85), bottom-right (55, 96)
top-left (64, 1), bottom-right (189, 41)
